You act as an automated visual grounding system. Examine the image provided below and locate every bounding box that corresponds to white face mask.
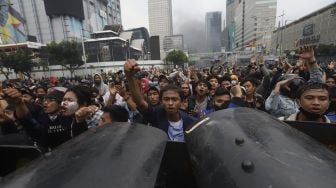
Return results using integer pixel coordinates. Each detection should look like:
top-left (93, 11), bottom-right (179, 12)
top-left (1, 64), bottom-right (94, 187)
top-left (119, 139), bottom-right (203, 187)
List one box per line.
top-left (62, 101), bottom-right (79, 116)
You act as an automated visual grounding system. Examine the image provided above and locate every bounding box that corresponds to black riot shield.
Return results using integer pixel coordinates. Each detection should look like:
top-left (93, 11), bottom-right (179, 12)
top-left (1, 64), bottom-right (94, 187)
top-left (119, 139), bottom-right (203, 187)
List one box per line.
top-left (155, 141), bottom-right (197, 188)
top-left (0, 133), bottom-right (40, 177)
top-left (185, 107), bottom-right (336, 188)
top-left (284, 120), bottom-right (336, 148)
top-left (1, 123), bottom-right (167, 188)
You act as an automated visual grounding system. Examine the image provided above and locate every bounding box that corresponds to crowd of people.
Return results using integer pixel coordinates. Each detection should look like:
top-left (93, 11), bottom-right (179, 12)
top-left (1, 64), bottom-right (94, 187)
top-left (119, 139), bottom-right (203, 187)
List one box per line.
top-left (0, 45), bottom-right (335, 152)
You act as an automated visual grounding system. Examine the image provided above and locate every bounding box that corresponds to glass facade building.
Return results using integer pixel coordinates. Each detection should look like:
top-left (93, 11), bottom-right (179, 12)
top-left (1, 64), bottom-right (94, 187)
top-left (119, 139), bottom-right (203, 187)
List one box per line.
top-left (8, 0), bottom-right (122, 44)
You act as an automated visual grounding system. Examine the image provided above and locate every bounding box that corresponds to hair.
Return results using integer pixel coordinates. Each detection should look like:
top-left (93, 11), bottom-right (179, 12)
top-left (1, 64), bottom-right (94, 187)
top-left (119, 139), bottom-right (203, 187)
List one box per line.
top-left (159, 84), bottom-right (184, 101)
top-left (196, 79), bottom-right (212, 89)
top-left (206, 75), bottom-right (220, 82)
top-left (214, 87), bottom-right (231, 97)
top-left (241, 77), bottom-right (260, 87)
top-left (147, 86), bottom-right (159, 96)
top-left (102, 105), bottom-right (129, 122)
top-left (66, 85), bottom-right (92, 106)
top-left (220, 75), bottom-right (232, 83)
top-left (296, 82), bottom-right (330, 99)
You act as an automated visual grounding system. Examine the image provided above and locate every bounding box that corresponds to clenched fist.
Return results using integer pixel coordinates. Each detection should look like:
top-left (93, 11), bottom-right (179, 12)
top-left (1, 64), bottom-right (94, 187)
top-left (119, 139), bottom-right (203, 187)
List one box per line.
top-left (124, 59), bottom-right (141, 77)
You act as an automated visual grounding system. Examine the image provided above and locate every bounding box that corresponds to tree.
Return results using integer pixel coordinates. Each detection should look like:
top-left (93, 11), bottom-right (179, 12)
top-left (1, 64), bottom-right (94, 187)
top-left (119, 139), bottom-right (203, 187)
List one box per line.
top-left (44, 40), bottom-right (84, 78)
top-left (0, 49), bottom-right (34, 79)
top-left (0, 51), bottom-right (13, 80)
top-left (165, 50), bottom-right (188, 67)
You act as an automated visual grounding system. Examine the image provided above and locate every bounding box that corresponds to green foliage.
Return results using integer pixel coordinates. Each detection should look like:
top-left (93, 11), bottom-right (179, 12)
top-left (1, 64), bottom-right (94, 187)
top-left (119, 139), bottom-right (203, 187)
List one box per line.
top-left (165, 50), bottom-right (188, 67)
top-left (0, 49), bottom-right (34, 78)
top-left (44, 40), bottom-right (84, 77)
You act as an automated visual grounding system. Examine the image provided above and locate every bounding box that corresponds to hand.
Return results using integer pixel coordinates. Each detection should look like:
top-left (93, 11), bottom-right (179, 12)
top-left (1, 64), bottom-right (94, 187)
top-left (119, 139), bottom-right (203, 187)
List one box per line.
top-left (258, 55), bottom-right (264, 66)
top-left (274, 79), bottom-right (291, 92)
top-left (3, 88), bottom-right (23, 104)
top-left (109, 83), bottom-right (117, 95)
top-left (298, 45), bottom-right (316, 63)
top-left (116, 85), bottom-right (126, 98)
top-left (75, 105), bottom-right (98, 123)
top-left (124, 59), bottom-right (140, 77)
top-left (230, 85), bottom-right (243, 98)
top-left (250, 55), bottom-right (257, 65)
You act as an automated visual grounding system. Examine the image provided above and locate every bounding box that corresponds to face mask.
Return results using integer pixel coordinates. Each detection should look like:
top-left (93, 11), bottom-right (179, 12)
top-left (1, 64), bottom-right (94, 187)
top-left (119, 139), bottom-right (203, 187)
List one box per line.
top-left (152, 81), bottom-right (158, 85)
top-left (62, 101), bottom-right (79, 116)
top-left (94, 80), bottom-right (101, 85)
top-left (231, 80), bottom-right (237, 86)
top-left (299, 107), bottom-right (323, 120)
top-left (214, 101), bottom-right (230, 111)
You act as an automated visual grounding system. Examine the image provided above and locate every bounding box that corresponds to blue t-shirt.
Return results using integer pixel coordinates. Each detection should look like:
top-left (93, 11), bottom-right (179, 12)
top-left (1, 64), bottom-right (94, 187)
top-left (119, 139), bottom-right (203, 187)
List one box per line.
top-left (168, 120), bottom-right (184, 142)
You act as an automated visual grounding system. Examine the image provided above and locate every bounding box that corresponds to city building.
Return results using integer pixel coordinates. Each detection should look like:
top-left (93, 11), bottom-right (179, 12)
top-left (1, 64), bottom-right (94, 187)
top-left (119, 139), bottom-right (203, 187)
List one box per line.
top-left (233, 0), bottom-right (277, 51)
top-left (271, 2), bottom-right (336, 55)
top-left (205, 11), bottom-right (222, 52)
top-left (224, 0), bottom-right (239, 50)
top-left (84, 28), bottom-right (147, 62)
top-left (148, 0), bottom-right (173, 53)
top-left (0, 0), bottom-right (26, 44)
top-left (2, 0), bottom-right (122, 44)
top-left (150, 36), bottom-right (161, 60)
top-left (163, 35), bottom-right (184, 51)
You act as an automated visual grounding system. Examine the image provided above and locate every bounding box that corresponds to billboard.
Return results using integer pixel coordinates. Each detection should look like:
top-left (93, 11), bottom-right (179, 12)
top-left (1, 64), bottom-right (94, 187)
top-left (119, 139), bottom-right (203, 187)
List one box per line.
top-left (44, 0), bottom-right (85, 20)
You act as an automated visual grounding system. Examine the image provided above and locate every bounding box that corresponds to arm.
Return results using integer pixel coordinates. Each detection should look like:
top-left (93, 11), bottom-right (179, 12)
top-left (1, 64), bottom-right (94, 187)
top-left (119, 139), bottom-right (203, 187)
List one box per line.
top-left (299, 46), bottom-right (324, 83)
top-left (3, 88), bottom-right (30, 118)
top-left (124, 59), bottom-right (148, 112)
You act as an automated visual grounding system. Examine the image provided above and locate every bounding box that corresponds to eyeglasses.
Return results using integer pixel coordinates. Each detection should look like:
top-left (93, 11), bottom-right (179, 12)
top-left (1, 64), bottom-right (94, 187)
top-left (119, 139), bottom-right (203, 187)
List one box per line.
top-left (43, 98), bottom-right (58, 103)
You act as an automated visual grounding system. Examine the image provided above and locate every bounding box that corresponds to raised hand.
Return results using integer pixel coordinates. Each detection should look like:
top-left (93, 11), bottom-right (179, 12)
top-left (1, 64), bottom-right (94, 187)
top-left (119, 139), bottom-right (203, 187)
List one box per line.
top-left (250, 55), bottom-right (257, 65)
top-left (258, 55), bottom-right (264, 66)
top-left (298, 45), bottom-right (315, 63)
top-left (124, 59), bottom-right (140, 77)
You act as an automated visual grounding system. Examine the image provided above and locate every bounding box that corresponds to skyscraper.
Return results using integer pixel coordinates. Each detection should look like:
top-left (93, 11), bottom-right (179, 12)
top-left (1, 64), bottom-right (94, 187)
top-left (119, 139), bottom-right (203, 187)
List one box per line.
top-left (205, 11), bottom-right (222, 52)
top-left (7, 0), bottom-right (122, 44)
top-left (234, 0), bottom-right (277, 51)
top-left (225, 0), bottom-right (239, 50)
top-left (148, 0), bottom-right (173, 52)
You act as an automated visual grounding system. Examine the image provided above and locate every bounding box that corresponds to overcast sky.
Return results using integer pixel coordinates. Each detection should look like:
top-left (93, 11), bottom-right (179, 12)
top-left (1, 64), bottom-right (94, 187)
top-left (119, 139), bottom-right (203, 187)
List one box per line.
top-left (121, 0), bottom-right (335, 32)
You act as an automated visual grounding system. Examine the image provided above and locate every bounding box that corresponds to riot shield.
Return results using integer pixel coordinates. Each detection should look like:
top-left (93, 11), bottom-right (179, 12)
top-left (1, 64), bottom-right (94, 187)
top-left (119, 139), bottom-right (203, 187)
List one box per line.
top-left (1, 123), bottom-right (167, 188)
top-left (155, 141), bottom-right (197, 188)
top-left (185, 107), bottom-right (336, 188)
top-left (0, 133), bottom-right (39, 177)
top-left (284, 121), bottom-right (336, 148)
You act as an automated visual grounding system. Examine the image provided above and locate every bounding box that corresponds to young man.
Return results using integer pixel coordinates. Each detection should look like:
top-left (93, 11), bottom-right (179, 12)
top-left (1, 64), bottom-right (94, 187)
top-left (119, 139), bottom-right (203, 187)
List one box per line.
top-left (207, 75), bottom-right (220, 96)
top-left (187, 79), bottom-right (212, 118)
top-left (279, 82), bottom-right (331, 123)
top-left (241, 78), bottom-right (265, 111)
top-left (124, 59), bottom-right (196, 142)
top-left (99, 105), bottom-right (129, 126)
top-left (147, 86), bottom-right (160, 107)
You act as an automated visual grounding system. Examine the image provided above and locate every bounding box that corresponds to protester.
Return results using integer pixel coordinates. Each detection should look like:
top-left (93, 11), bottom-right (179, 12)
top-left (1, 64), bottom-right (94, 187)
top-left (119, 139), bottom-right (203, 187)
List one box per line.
top-left (124, 59), bottom-right (196, 142)
top-left (99, 105), bottom-right (129, 126)
top-left (279, 82), bottom-right (331, 123)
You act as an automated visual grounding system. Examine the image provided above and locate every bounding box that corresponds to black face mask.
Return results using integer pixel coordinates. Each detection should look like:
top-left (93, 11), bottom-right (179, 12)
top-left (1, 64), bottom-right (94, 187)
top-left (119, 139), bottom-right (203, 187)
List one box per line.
top-left (299, 107), bottom-right (324, 120)
top-left (214, 101), bottom-right (230, 111)
top-left (94, 80), bottom-right (101, 85)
